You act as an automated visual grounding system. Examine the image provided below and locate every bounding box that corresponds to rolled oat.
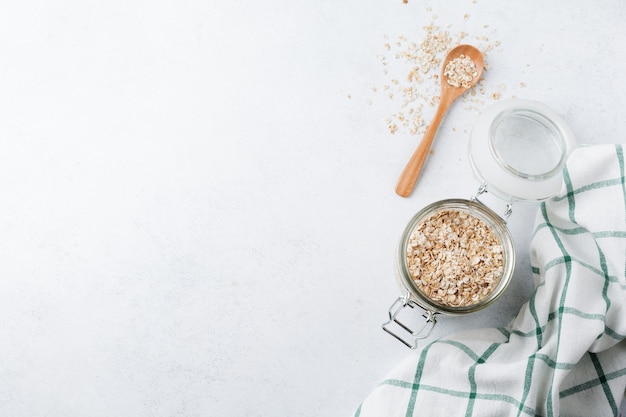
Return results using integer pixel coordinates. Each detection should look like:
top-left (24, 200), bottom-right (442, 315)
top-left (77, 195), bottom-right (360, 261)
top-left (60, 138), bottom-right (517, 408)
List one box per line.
top-left (406, 208), bottom-right (504, 307)
top-left (443, 54), bottom-right (478, 88)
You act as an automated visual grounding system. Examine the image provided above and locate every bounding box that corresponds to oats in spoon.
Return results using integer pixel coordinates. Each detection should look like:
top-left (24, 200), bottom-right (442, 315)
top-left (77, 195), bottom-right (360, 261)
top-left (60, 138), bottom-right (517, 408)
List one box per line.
top-left (443, 54), bottom-right (478, 88)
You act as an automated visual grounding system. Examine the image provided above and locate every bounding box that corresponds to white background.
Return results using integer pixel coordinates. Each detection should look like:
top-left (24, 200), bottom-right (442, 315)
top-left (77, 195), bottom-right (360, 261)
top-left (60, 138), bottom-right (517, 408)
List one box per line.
top-left (0, 0), bottom-right (624, 416)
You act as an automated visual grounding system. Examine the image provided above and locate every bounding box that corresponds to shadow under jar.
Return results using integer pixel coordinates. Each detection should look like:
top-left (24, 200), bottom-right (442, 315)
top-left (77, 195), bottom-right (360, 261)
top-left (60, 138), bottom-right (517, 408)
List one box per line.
top-left (383, 99), bottom-right (577, 348)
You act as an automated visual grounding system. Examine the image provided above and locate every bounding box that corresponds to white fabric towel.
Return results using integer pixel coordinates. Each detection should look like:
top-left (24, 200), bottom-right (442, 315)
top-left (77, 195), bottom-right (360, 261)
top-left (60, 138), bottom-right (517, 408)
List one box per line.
top-left (356, 144), bottom-right (626, 417)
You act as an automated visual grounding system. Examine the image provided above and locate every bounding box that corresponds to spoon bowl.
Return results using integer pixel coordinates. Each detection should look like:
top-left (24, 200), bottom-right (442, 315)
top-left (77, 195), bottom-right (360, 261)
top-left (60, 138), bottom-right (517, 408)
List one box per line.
top-left (395, 44), bottom-right (484, 197)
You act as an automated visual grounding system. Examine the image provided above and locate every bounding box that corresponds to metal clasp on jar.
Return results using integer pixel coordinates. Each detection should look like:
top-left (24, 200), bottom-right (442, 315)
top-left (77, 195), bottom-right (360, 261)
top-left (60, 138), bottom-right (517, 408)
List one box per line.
top-left (471, 182), bottom-right (513, 219)
top-left (382, 293), bottom-right (437, 349)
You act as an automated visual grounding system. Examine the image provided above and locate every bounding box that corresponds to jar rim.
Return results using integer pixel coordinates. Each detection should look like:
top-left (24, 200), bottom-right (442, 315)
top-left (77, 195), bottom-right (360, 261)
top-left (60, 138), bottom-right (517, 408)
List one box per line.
top-left (489, 107), bottom-right (568, 181)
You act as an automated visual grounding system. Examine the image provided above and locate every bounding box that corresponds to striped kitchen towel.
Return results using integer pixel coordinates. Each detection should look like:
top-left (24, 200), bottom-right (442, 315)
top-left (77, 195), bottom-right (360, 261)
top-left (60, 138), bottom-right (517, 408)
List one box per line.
top-left (356, 144), bottom-right (626, 417)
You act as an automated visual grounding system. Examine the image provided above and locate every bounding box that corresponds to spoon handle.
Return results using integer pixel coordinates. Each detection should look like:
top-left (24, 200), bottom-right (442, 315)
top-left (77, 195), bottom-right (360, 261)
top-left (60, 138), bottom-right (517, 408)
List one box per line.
top-left (395, 101), bottom-right (448, 197)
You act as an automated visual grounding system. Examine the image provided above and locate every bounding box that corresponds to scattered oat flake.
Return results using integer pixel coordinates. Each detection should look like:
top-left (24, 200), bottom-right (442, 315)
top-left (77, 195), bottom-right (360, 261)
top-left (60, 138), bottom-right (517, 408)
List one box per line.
top-left (372, 8), bottom-right (504, 137)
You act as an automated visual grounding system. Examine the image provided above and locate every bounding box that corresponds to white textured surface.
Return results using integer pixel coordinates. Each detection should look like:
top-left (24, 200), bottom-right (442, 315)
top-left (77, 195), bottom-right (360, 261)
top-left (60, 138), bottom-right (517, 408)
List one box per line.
top-left (0, 1), bottom-right (623, 416)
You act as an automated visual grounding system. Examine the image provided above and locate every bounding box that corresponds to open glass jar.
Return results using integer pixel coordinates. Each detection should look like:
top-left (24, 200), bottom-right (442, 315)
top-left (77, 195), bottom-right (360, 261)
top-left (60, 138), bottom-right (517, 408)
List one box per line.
top-left (383, 99), bottom-right (577, 348)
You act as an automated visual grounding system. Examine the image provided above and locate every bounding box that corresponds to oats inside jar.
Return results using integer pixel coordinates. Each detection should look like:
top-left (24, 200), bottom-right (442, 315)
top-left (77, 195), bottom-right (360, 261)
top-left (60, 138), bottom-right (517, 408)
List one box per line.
top-left (406, 208), bottom-right (504, 307)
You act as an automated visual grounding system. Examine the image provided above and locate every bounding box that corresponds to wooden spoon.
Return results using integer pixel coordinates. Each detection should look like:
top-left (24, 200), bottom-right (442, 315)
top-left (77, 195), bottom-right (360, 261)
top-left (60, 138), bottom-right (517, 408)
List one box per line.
top-left (395, 44), bottom-right (484, 197)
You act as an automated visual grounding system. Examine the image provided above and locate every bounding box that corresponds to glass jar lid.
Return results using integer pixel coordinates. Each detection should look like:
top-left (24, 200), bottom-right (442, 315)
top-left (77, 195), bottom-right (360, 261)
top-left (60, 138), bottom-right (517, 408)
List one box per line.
top-left (469, 99), bottom-right (577, 201)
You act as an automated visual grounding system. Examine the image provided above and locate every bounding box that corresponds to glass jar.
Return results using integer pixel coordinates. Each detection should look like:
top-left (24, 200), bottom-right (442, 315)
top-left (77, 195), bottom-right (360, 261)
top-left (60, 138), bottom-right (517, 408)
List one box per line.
top-left (383, 99), bottom-right (577, 348)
